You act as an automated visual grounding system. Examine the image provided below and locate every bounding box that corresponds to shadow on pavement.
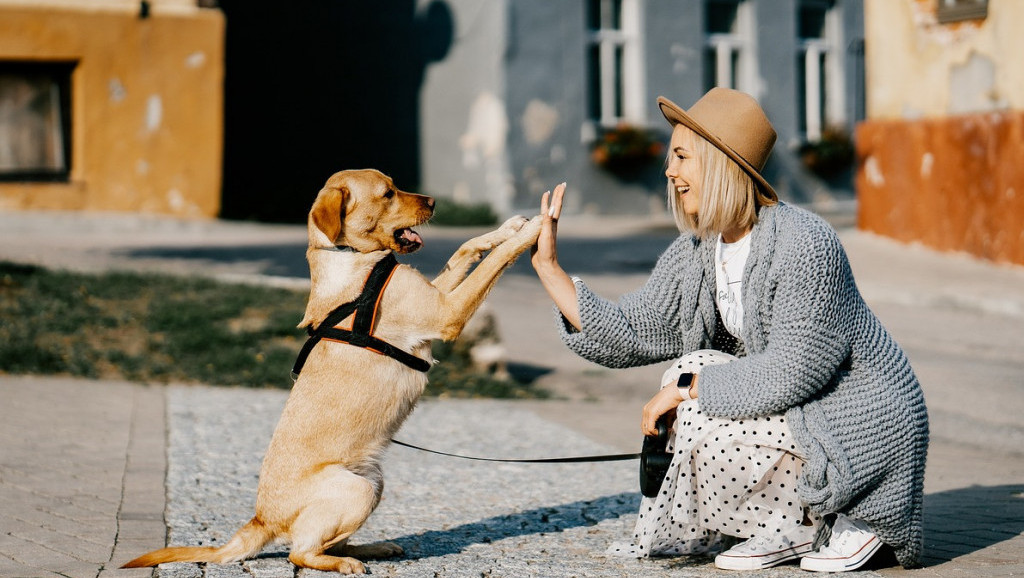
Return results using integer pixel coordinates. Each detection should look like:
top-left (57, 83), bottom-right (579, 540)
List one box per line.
top-left (921, 484), bottom-right (1024, 566)
top-left (387, 491), bottom-right (640, 560)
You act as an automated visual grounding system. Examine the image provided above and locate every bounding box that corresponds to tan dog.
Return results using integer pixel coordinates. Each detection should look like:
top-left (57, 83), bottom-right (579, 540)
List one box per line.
top-left (123, 169), bottom-right (542, 573)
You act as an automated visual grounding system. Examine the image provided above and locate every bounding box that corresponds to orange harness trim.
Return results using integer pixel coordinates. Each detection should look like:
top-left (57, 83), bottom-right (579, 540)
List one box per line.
top-left (291, 253), bottom-right (430, 377)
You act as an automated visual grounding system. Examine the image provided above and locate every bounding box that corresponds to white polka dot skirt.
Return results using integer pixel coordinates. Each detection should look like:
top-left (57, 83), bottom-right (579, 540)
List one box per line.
top-left (607, 350), bottom-right (816, 558)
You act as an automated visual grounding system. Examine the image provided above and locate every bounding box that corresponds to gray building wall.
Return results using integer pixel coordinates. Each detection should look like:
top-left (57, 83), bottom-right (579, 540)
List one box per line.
top-left (418, 0), bottom-right (864, 218)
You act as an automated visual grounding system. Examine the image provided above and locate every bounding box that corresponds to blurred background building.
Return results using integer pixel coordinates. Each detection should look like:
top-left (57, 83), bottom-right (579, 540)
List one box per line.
top-left (0, 0), bottom-right (223, 216)
top-left (1, 0), bottom-right (1019, 265)
top-left (857, 0), bottom-right (1023, 266)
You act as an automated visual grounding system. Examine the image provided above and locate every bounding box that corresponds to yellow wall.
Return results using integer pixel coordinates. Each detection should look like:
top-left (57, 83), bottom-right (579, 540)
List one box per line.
top-left (0, 3), bottom-right (224, 217)
top-left (864, 0), bottom-right (1024, 119)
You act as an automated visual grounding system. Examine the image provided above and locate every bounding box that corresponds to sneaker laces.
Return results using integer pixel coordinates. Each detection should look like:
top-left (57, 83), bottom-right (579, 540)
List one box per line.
top-left (731, 524), bottom-right (814, 555)
top-left (728, 533), bottom-right (775, 555)
top-left (820, 515), bottom-right (873, 554)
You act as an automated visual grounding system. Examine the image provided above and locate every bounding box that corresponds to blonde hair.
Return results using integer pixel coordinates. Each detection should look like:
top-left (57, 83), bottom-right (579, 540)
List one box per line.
top-left (667, 135), bottom-right (774, 238)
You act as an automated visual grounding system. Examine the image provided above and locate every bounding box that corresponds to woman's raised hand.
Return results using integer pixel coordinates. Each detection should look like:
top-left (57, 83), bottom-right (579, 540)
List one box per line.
top-left (531, 182), bottom-right (566, 271)
top-left (529, 182), bottom-right (581, 330)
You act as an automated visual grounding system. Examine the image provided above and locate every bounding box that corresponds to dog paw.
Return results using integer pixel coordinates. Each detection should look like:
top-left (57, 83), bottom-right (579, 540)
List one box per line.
top-left (499, 215), bottom-right (529, 234)
top-left (336, 557), bottom-right (366, 574)
top-left (516, 214), bottom-right (543, 241)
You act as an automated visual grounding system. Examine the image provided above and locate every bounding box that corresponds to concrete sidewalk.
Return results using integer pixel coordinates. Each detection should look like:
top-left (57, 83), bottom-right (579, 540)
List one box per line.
top-left (1, 208), bottom-right (1023, 576)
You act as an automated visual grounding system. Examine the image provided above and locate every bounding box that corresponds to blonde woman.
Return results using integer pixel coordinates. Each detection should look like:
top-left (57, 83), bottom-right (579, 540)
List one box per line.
top-left (530, 88), bottom-right (928, 572)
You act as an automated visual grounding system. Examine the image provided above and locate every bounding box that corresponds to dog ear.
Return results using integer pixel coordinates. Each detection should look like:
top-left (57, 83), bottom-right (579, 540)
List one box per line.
top-left (310, 185), bottom-right (347, 245)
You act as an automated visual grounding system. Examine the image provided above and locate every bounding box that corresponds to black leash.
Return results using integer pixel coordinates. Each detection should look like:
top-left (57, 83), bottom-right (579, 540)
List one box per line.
top-left (391, 438), bottom-right (639, 463)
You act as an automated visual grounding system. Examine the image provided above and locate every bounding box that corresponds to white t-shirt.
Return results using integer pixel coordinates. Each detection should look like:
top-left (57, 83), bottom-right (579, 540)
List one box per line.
top-left (714, 233), bottom-right (752, 338)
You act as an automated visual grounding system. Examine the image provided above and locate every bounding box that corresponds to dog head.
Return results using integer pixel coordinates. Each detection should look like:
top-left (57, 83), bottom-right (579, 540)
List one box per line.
top-left (308, 169), bottom-right (434, 253)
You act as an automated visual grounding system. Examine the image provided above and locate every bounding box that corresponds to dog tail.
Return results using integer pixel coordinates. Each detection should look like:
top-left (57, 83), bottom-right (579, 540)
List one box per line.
top-left (121, 516), bottom-right (275, 568)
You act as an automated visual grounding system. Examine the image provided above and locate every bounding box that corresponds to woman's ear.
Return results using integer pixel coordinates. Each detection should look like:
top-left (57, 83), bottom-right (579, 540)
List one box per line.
top-left (310, 185), bottom-right (347, 245)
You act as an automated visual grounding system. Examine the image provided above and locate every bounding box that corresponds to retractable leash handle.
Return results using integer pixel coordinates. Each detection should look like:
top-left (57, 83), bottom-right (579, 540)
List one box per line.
top-left (639, 417), bottom-right (672, 498)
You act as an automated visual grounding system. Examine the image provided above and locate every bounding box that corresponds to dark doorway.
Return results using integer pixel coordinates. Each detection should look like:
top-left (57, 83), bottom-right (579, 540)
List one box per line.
top-left (218, 0), bottom-right (453, 222)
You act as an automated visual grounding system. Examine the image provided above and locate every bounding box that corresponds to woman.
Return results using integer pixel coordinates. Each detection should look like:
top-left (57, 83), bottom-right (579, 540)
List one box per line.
top-left (530, 88), bottom-right (928, 572)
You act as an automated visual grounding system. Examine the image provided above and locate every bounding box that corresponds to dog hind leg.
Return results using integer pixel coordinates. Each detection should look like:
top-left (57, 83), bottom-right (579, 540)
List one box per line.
top-left (287, 467), bottom-right (380, 574)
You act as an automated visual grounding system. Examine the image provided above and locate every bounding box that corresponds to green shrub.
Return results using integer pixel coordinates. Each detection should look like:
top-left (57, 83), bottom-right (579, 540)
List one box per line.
top-left (430, 197), bottom-right (498, 227)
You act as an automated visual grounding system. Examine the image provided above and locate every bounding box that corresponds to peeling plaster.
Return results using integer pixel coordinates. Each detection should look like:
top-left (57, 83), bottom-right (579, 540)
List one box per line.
top-left (550, 144), bottom-right (566, 164)
top-left (108, 78), bottom-right (126, 103)
top-left (185, 51), bottom-right (206, 69)
top-left (145, 95), bottom-right (163, 132)
top-left (522, 99), bottom-right (559, 146)
top-left (459, 91), bottom-right (507, 169)
top-left (865, 155), bottom-right (885, 187)
top-left (671, 43), bottom-right (697, 74)
top-left (949, 51), bottom-right (1003, 114)
top-left (867, 0), bottom-right (1024, 119)
top-left (921, 152), bottom-right (934, 178)
top-left (167, 188), bottom-right (185, 212)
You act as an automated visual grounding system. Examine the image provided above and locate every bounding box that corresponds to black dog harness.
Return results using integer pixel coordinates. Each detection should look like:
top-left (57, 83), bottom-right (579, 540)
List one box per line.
top-left (291, 253), bottom-right (431, 378)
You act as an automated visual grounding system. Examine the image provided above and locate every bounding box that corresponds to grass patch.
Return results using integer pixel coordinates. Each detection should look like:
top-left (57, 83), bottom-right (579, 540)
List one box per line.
top-left (0, 261), bottom-right (547, 398)
top-left (429, 197), bottom-right (499, 227)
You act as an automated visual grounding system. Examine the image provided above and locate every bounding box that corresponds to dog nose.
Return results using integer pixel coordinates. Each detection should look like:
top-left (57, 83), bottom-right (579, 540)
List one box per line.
top-left (426, 196), bottom-right (435, 209)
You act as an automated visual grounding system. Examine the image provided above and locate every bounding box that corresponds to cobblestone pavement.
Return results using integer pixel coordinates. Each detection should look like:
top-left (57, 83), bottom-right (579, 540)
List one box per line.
top-left (153, 386), bottom-right (883, 578)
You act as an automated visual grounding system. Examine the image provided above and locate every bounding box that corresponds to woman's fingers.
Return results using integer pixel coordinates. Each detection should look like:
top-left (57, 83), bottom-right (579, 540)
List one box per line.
top-left (642, 387), bottom-right (683, 435)
top-left (533, 184), bottom-right (564, 263)
top-left (548, 182), bottom-right (566, 220)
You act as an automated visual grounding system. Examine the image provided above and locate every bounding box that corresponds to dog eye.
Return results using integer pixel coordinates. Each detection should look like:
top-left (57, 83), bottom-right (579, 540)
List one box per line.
top-left (383, 189), bottom-right (395, 199)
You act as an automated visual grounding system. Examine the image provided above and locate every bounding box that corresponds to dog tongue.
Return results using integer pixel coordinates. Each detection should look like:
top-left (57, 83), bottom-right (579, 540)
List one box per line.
top-left (401, 228), bottom-right (423, 246)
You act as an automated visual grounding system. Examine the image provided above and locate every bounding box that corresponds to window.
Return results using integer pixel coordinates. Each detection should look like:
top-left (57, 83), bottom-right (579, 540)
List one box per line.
top-left (0, 61), bottom-right (74, 182)
top-left (586, 0), bottom-right (646, 128)
top-left (704, 0), bottom-right (755, 94)
top-left (937, 0), bottom-right (988, 24)
top-left (796, 0), bottom-right (843, 142)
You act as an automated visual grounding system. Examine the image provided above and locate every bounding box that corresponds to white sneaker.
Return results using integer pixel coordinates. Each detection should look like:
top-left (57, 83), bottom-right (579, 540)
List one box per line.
top-left (714, 524), bottom-right (816, 570)
top-left (800, 515), bottom-right (882, 572)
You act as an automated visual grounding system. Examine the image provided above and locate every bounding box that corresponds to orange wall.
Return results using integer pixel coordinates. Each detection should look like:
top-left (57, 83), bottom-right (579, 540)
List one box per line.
top-left (857, 111), bottom-right (1024, 266)
top-left (0, 5), bottom-right (224, 217)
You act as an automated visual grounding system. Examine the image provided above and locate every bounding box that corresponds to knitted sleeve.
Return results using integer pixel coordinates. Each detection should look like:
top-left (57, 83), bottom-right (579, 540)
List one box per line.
top-left (555, 235), bottom-right (708, 368)
top-left (697, 218), bottom-right (854, 418)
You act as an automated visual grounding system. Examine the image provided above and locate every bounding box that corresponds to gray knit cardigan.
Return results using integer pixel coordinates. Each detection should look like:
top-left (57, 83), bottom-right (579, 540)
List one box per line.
top-left (557, 202), bottom-right (928, 567)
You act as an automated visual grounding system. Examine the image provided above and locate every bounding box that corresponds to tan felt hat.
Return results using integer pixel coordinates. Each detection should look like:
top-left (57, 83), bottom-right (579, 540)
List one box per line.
top-left (658, 88), bottom-right (778, 202)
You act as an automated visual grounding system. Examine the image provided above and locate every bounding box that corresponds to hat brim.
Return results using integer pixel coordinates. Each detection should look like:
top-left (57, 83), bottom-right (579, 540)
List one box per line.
top-left (658, 96), bottom-right (778, 203)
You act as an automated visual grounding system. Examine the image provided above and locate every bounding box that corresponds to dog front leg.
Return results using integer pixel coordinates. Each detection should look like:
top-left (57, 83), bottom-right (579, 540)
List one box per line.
top-left (431, 216), bottom-right (529, 292)
top-left (436, 216), bottom-right (542, 341)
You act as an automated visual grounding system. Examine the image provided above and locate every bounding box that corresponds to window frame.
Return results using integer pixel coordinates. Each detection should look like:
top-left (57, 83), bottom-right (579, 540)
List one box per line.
top-left (936, 0), bottom-right (988, 24)
top-left (703, 0), bottom-right (757, 95)
top-left (586, 0), bottom-right (647, 129)
top-left (0, 60), bottom-right (75, 183)
top-left (796, 0), bottom-right (844, 142)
